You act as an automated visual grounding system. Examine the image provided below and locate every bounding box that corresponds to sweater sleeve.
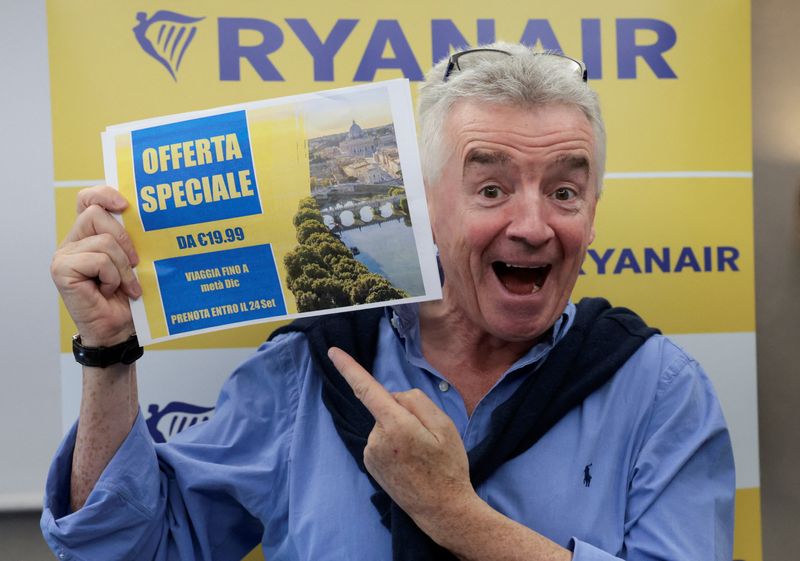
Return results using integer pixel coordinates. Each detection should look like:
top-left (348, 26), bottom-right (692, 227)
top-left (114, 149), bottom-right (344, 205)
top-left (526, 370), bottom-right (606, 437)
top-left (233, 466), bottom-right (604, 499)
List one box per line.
top-left (40, 334), bottom-right (302, 561)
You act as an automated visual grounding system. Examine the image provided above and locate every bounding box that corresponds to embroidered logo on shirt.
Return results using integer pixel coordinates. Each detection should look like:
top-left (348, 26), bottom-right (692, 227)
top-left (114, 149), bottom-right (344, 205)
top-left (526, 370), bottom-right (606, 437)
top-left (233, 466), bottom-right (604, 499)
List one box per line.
top-left (583, 463), bottom-right (593, 487)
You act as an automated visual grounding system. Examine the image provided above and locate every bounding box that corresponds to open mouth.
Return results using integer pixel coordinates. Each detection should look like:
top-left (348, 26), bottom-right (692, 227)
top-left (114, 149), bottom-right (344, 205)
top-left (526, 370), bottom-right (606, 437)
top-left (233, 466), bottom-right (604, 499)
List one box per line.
top-left (492, 262), bottom-right (551, 295)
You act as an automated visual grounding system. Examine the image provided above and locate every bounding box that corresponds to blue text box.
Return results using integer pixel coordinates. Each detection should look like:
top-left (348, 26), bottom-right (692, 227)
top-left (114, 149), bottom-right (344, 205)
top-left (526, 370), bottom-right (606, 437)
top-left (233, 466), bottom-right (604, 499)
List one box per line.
top-left (155, 244), bottom-right (286, 335)
top-left (132, 111), bottom-right (262, 231)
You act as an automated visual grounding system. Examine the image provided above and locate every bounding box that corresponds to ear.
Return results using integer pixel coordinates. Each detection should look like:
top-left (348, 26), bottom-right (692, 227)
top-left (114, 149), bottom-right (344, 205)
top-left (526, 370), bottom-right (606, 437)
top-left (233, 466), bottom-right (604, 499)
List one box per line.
top-left (589, 224), bottom-right (596, 245)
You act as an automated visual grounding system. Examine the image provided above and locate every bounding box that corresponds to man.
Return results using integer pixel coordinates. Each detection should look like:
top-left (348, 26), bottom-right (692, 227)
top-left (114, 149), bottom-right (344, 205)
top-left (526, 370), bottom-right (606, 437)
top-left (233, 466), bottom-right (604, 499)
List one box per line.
top-left (45, 43), bottom-right (734, 560)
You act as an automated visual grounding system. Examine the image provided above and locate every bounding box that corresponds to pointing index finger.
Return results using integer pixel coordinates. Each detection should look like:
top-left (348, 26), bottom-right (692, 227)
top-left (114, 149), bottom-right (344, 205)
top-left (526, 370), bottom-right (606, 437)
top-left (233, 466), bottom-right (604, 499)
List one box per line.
top-left (327, 347), bottom-right (404, 423)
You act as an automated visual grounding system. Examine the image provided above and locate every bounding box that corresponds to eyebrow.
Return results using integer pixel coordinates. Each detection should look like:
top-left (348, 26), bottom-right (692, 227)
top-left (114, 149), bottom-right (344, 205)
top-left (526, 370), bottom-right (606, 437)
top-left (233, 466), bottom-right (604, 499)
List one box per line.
top-left (462, 150), bottom-right (592, 179)
top-left (551, 154), bottom-right (591, 176)
top-left (464, 149), bottom-right (510, 168)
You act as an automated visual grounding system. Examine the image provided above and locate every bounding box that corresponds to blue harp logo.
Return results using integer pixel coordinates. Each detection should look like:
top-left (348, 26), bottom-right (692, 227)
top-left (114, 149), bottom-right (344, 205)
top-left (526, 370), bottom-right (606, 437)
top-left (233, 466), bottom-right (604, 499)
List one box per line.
top-left (133, 11), bottom-right (204, 81)
top-left (145, 402), bottom-right (215, 443)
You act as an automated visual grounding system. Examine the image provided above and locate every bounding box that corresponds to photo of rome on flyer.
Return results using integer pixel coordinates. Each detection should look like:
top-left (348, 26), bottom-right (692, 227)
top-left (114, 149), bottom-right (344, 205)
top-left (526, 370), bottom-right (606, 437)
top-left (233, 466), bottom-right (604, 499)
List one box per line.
top-left (103, 80), bottom-right (440, 344)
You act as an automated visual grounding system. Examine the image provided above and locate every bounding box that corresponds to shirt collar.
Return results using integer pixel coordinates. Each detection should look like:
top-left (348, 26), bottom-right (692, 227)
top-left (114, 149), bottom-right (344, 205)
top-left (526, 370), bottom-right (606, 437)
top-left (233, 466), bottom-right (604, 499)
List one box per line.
top-left (387, 300), bottom-right (576, 375)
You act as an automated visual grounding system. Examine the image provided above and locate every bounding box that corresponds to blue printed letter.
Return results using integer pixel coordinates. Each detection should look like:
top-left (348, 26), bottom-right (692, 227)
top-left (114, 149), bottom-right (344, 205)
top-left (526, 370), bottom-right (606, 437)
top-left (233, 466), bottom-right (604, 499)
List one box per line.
top-left (717, 246), bottom-right (740, 271)
top-left (519, 20), bottom-right (563, 52)
top-left (613, 248), bottom-right (642, 274)
top-left (431, 19), bottom-right (496, 64)
top-left (675, 247), bottom-right (701, 272)
top-left (616, 18), bottom-right (677, 79)
top-left (354, 20), bottom-right (423, 81)
top-left (219, 18), bottom-right (284, 81)
top-left (587, 248), bottom-right (615, 275)
top-left (286, 19), bottom-right (358, 81)
top-left (581, 19), bottom-right (602, 80)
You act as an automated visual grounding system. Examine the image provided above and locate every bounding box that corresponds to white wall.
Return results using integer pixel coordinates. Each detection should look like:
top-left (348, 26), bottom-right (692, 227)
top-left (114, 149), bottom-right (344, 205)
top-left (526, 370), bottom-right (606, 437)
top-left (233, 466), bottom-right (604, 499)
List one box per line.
top-left (0, 0), bottom-right (62, 509)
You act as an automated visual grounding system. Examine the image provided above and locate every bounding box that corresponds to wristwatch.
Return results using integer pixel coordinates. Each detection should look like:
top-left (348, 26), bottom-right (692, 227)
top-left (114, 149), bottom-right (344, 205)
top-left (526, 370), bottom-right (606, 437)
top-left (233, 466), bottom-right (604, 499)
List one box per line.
top-left (72, 333), bottom-right (144, 368)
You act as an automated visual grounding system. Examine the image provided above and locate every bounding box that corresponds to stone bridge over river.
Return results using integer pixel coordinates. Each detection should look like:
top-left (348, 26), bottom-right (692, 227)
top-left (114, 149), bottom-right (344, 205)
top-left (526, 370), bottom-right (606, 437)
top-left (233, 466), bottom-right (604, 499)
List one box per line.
top-left (321, 195), bottom-right (404, 232)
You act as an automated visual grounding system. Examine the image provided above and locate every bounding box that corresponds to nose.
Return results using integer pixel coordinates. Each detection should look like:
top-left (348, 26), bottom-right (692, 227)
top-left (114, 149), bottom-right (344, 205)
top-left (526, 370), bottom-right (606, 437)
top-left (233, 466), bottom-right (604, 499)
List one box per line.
top-left (504, 193), bottom-right (555, 248)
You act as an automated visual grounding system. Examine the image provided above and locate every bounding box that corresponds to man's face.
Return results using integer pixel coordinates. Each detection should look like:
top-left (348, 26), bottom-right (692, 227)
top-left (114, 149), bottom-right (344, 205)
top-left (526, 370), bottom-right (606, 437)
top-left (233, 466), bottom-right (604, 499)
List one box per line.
top-left (428, 101), bottom-right (599, 343)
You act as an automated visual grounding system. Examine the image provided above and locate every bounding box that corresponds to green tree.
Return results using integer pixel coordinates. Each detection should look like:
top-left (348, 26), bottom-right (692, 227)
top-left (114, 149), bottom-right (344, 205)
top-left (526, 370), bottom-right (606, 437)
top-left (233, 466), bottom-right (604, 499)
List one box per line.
top-left (286, 196), bottom-right (408, 312)
top-left (303, 231), bottom-right (342, 249)
top-left (293, 208), bottom-right (325, 228)
top-left (309, 277), bottom-right (350, 309)
top-left (366, 284), bottom-right (407, 303)
top-left (301, 263), bottom-right (330, 280)
top-left (296, 219), bottom-right (330, 244)
top-left (288, 274), bottom-right (314, 294)
top-left (349, 273), bottom-right (407, 304)
top-left (298, 197), bottom-right (319, 210)
top-left (295, 290), bottom-right (320, 312)
top-left (284, 246), bottom-right (325, 279)
top-left (399, 197), bottom-right (409, 216)
top-left (333, 259), bottom-right (369, 283)
top-left (316, 241), bottom-right (352, 267)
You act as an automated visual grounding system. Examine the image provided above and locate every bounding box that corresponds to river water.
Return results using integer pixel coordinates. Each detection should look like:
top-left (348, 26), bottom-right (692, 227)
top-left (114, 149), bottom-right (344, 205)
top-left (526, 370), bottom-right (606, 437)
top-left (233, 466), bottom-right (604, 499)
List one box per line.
top-left (339, 219), bottom-right (424, 296)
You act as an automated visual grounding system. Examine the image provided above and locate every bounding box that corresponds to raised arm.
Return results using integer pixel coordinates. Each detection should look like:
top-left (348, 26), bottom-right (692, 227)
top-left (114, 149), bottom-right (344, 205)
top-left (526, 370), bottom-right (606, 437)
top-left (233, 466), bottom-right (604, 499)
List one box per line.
top-left (50, 185), bottom-right (142, 511)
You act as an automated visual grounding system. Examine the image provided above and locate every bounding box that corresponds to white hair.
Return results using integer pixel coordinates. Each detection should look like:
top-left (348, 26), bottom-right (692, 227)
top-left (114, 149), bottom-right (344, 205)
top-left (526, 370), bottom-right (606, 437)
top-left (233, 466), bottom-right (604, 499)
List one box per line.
top-left (417, 42), bottom-right (606, 194)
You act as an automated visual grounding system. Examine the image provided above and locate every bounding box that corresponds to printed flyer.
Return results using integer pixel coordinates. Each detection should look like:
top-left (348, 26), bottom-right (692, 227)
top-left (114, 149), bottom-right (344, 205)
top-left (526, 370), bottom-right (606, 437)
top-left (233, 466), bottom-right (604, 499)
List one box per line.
top-left (102, 79), bottom-right (441, 344)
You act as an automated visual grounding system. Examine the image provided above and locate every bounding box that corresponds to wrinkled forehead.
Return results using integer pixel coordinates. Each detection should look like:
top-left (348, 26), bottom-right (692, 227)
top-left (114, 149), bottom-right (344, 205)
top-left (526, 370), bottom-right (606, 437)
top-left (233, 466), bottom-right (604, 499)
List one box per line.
top-left (440, 99), bottom-right (598, 174)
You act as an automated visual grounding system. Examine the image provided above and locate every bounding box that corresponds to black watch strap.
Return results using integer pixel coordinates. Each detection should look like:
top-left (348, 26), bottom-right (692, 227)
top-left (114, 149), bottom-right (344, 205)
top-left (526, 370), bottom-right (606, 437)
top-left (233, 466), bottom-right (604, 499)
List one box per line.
top-left (72, 334), bottom-right (144, 368)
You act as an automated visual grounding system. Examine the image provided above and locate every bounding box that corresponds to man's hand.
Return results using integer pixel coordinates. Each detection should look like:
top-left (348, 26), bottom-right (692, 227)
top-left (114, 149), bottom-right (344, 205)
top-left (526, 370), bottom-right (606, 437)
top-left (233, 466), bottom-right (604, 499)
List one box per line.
top-left (328, 347), bottom-right (572, 561)
top-left (51, 186), bottom-right (141, 346)
top-left (51, 186), bottom-right (145, 511)
top-left (327, 346), bottom-right (479, 538)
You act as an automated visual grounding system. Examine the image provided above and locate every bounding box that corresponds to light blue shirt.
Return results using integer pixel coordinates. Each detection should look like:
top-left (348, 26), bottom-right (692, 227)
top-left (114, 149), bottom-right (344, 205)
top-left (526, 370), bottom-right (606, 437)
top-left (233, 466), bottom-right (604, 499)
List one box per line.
top-left (41, 303), bottom-right (734, 560)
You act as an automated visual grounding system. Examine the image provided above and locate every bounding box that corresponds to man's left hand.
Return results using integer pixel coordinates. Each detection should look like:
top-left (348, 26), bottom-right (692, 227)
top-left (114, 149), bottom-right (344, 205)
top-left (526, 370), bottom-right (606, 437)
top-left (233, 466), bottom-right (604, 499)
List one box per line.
top-left (328, 346), bottom-right (571, 561)
top-left (327, 346), bottom-right (478, 537)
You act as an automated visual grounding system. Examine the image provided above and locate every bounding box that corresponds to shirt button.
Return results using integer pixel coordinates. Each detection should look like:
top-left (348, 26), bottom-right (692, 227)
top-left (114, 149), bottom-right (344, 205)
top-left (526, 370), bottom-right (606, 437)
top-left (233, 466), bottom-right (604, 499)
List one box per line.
top-left (438, 381), bottom-right (450, 392)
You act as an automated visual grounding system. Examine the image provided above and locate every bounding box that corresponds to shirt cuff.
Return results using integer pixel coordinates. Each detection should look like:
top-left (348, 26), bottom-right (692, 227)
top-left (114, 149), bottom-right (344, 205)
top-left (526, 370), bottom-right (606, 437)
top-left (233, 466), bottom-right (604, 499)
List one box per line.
top-left (569, 537), bottom-right (622, 561)
top-left (40, 410), bottom-right (162, 560)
